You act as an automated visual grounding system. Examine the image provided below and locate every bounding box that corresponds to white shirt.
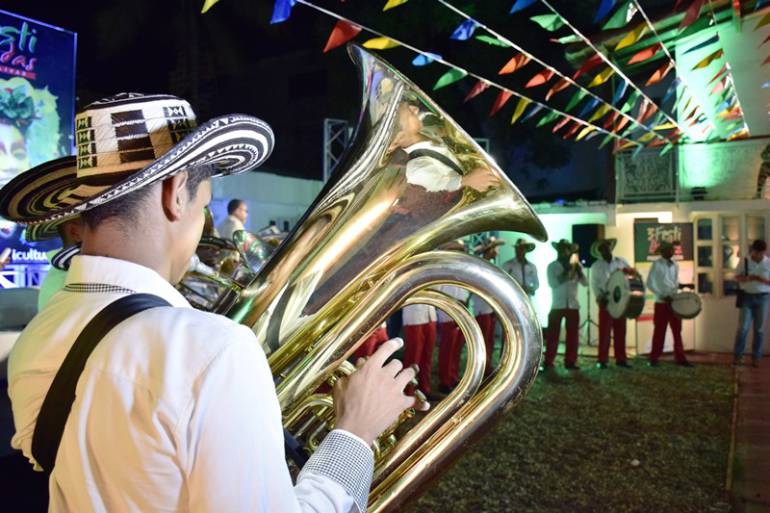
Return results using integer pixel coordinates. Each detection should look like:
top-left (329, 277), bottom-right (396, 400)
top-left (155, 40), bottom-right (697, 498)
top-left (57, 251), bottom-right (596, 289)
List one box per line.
top-left (590, 256), bottom-right (630, 300)
top-left (37, 249), bottom-right (68, 311)
top-left (736, 255), bottom-right (770, 294)
top-left (216, 214), bottom-right (245, 241)
top-left (9, 255), bottom-right (372, 513)
top-left (502, 258), bottom-right (539, 296)
top-left (547, 260), bottom-right (588, 310)
top-left (402, 303), bottom-right (437, 325)
top-left (404, 140), bottom-right (463, 192)
top-left (470, 294), bottom-right (493, 316)
top-left (646, 257), bottom-right (679, 303)
top-left (434, 284), bottom-right (470, 323)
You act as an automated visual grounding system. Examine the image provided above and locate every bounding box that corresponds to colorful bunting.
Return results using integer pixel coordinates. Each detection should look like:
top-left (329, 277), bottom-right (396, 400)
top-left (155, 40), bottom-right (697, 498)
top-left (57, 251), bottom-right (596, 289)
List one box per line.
top-left (545, 78), bottom-right (570, 100)
top-left (565, 90), bottom-right (588, 112)
top-left (573, 54), bottom-right (604, 79)
top-left (645, 61), bottom-right (674, 86)
top-left (451, 20), bottom-right (479, 41)
top-left (552, 116), bottom-right (571, 132)
top-left (530, 14), bottom-right (566, 32)
top-left (755, 12), bottom-right (770, 31)
top-left (323, 20), bottom-right (362, 53)
top-left (638, 132), bottom-right (656, 143)
top-left (599, 133), bottom-right (615, 149)
top-left (363, 37), bottom-right (399, 50)
top-left (588, 67), bottom-right (615, 87)
top-left (678, 0), bottom-right (705, 31)
top-left (201, 0), bottom-right (221, 13)
top-left (563, 122), bottom-right (582, 140)
top-left (489, 91), bottom-right (514, 116)
top-left (662, 78), bottom-right (681, 105)
top-left (759, 34), bottom-right (770, 48)
top-left (510, 0), bottom-right (539, 14)
top-left (498, 54), bottom-right (531, 75)
top-left (611, 81), bottom-right (628, 106)
top-left (433, 68), bottom-right (467, 90)
top-left (464, 80), bottom-right (490, 102)
top-left (653, 121), bottom-right (677, 131)
top-left (588, 103), bottom-right (612, 122)
top-left (270, 0), bottom-right (296, 24)
top-left (536, 111), bottom-right (561, 127)
top-left (627, 43), bottom-right (662, 65)
top-left (691, 49), bottom-right (724, 70)
top-left (383, 0), bottom-right (408, 10)
top-left (711, 78), bottom-right (726, 95)
top-left (764, 55), bottom-right (770, 66)
top-left (684, 34), bottom-right (719, 54)
top-left (620, 90), bottom-right (641, 114)
top-left (659, 143), bottom-right (674, 156)
top-left (510, 97), bottom-right (532, 124)
top-left (708, 64), bottom-right (729, 85)
top-left (578, 97), bottom-right (601, 118)
top-left (476, 35), bottom-right (512, 47)
top-left (412, 52), bottom-right (442, 66)
top-left (615, 24), bottom-right (646, 51)
top-left (525, 68), bottom-right (555, 88)
top-left (602, 0), bottom-right (634, 30)
top-left (521, 103), bottom-right (545, 122)
top-left (594, 0), bottom-right (617, 22)
top-left (603, 111), bottom-right (620, 130)
top-left (614, 114), bottom-right (631, 133)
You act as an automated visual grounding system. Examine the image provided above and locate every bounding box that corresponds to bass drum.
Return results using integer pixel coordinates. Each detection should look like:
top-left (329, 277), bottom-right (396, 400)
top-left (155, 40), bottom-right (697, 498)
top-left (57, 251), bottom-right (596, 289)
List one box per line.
top-left (606, 269), bottom-right (645, 319)
top-left (671, 291), bottom-right (702, 319)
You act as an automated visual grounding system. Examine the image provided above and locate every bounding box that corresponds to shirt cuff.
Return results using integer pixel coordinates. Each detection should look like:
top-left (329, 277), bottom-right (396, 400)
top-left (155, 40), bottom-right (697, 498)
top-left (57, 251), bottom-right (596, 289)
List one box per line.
top-left (298, 429), bottom-right (375, 513)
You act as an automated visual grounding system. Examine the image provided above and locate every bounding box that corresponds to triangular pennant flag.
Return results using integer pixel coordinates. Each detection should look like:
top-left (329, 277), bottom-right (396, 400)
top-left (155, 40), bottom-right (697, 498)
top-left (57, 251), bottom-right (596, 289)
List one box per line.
top-left (615, 24), bottom-right (647, 51)
top-left (602, 0), bottom-right (634, 30)
top-left (647, 139), bottom-right (667, 148)
top-left (760, 34), bottom-right (770, 48)
top-left (574, 54), bottom-right (604, 79)
top-left (674, 0), bottom-right (688, 11)
top-left (645, 61), bottom-right (674, 86)
top-left (383, 0), bottom-right (408, 10)
top-left (433, 68), bottom-right (467, 90)
top-left (612, 80), bottom-right (629, 105)
top-left (755, 11), bottom-right (770, 31)
top-left (681, 96), bottom-right (693, 113)
top-left (679, 0), bottom-right (705, 31)
top-left (545, 78), bottom-right (571, 100)
top-left (511, 97), bottom-right (532, 124)
top-left (201, 0), bottom-right (221, 13)
top-left (412, 52), bottom-right (443, 66)
top-left (551, 34), bottom-right (583, 45)
top-left (621, 90), bottom-right (641, 113)
top-left (270, 0), bottom-right (297, 24)
top-left (464, 80), bottom-right (490, 102)
top-left (585, 129), bottom-right (602, 141)
top-left (552, 116), bottom-right (571, 132)
top-left (578, 97), bottom-right (602, 118)
top-left (691, 49), bottom-right (724, 70)
top-left (565, 90), bottom-right (588, 112)
top-left (708, 64), bottom-right (729, 85)
top-left (576, 125), bottom-right (597, 141)
top-left (536, 110), bottom-right (561, 127)
top-left (614, 114), bottom-right (631, 133)
top-left (563, 121), bottom-right (583, 139)
top-left (363, 37), bottom-right (400, 50)
top-left (653, 121), bottom-right (677, 131)
top-left (510, 0), bottom-right (539, 14)
top-left (599, 133), bottom-right (615, 149)
top-left (631, 144), bottom-right (645, 159)
top-left (498, 54), bottom-right (531, 74)
top-left (530, 14), bottom-right (566, 32)
top-left (489, 90), bottom-right (514, 116)
top-left (521, 103), bottom-right (545, 122)
top-left (711, 78), bottom-right (726, 95)
top-left (764, 55), bottom-right (770, 66)
top-left (588, 67), bottom-right (615, 87)
top-left (525, 68), bottom-right (555, 88)
top-left (684, 34), bottom-right (719, 54)
top-left (588, 103), bottom-right (612, 122)
top-left (662, 78), bottom-right (680, 105)
top-left (638, 131), bottom-right (656, 143)
top-left (324, 20), bottom-right (362, 53)
top-left (594, 0), bottom-right (617, 22)
top-left (450, 20), bottom-right (479, 41)
top-left (627, 43), bottom-right (662, 64)
top-left (603, 111), bottom-right (620, 129)
top-left (659, 143), bottom-right (674, 156)
top-left (476, 35), bottom-right (512, 47)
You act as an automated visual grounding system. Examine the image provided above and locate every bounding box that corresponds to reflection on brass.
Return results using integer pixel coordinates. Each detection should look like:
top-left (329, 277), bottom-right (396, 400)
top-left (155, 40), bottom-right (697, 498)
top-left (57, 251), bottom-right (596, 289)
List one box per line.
top-left (222, 45), bottom-right (546, 511)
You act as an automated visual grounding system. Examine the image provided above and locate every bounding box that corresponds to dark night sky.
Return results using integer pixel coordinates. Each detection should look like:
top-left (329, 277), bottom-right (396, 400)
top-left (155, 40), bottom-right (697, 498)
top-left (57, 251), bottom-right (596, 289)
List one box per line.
top-left (2, 0), bottom-right (649, 200)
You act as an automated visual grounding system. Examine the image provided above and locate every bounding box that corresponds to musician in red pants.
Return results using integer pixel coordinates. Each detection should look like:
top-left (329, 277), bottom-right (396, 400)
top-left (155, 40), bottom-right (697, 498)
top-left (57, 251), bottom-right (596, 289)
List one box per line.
top-left (402, 303), bottom-right (438, 394)
top-left (471, 237), bottom-right (504, 375)
top-left (436, 284), bottom-right (470, 393)
top-left (353, 322), bottom-right (389, 359)
top-left (544, 239), bottom-right (587, 370)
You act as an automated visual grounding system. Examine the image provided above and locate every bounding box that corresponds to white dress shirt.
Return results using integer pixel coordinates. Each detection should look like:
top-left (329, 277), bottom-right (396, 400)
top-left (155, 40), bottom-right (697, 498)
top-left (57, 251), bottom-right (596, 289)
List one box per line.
top-left (470, 294), bottom-right (494, 316)
top-left (404, 140), bottom-right (463, 192)
top-left (735, 255), bottom-right (770, 294)
top-left (9, 255), bottom-right (372, 513)
top-left (434, 284), bottom-right (470, 323)
top-left (502, 258), bottom-right (539, 296)
top-left (216, 214), bottom-right (245, 241)
top-left (646, 257), bottom-right (679, 303)
top-left (37, 249), bottom-right (68, 311)
top-left (402, 303), bottom-right (437, 325)
top-left (590, 256), bottom-right (630, 300)
top-left (547, 260), bottom-right (588, 310)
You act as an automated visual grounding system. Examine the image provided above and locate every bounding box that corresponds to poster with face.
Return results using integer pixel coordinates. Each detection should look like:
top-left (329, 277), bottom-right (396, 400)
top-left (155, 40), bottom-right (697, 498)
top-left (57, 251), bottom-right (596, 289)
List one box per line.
top-left (0, 10), bottom-right (76, 278)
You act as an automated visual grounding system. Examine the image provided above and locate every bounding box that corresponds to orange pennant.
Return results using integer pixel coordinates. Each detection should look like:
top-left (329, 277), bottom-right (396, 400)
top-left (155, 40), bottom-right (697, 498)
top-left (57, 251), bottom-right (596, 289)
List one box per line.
top-left (324, 20), bottom-right (362, 52)
top-left (628, 43), bottom-right (662, 65)
top-left (525, 68), bottom-right (555, 88)
top-left (545, 78), bottom-right (570, 100)
top-left (498, 54), bottom-right (532, 75)
top-left (489, 90), bottom-right (514, 116)
top-left (573, 54), bottom-right (603, 79)
top-left (552, 116), bottom-right (571, 133)
top-left (645, 61), bottom-right (674, 86)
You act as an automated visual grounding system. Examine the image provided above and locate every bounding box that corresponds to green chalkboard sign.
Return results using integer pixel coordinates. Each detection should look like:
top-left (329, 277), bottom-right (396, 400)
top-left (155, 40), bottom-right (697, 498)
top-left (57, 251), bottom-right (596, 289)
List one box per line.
top-left (634, 222), bottom-right (694, 263)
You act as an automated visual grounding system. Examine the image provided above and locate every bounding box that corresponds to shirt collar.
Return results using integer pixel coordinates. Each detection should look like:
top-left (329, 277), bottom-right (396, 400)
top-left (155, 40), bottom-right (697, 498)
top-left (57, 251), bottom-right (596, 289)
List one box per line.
top-left (66, 255), bottom-right (192, 308)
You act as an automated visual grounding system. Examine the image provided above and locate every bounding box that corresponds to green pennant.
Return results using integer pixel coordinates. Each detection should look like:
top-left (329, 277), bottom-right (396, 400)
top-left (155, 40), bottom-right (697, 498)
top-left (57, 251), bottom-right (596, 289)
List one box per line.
top-left (552, 34), bottom-right (582, 45)
top-left (530, 14), bottom-right (565, 32)
top-left (475, 35), bottom-right (512, 47)
top-left (433, 68), bottom-right (468, 90)
top-left (602, 0), bottom-right (633, 30)
top-left (620, 90), bottom-right (640, 114)
top-left (659, 143), bottom-right (674, 156)
top-left (564, 90), bottom-right (588, 112)
top-left (598, 133), bottom-right (615, 149)
top-left (536, 110), bottom-right (561, 127)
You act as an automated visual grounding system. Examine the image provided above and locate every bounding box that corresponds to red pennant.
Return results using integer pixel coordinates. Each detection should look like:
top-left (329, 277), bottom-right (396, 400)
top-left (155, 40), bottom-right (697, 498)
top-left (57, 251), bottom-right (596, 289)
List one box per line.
top-left (573, 54), bottom-right (603, 80)
top-left (760, 34), bottom-right (770, 48)
top-left (707, 64), bottom-right (729, 85)
top-left (603, 111), bottom-right (620, 130)
top-left (464, 80), bottom-right (490, 102)
top-left (489, 90), bottom-right (514, 116)
top-left (552, 116), bottom-right (571, 133)
top-left (674, 0), bottom-right (689, 11)
top-left (711, 78), bottom-right (726, 95)
top-left (562, 122), bottom-right (582, 140)
top-left (614, 115), bottom-right (631, 133)
top-left (545, 78), bottom-right (570, 100)
top-left (764, 55), bottom-right (770, 66)
top-left (525, 68), bottom-right (555, 88)
top-left (645, 61), bottom-right (674, 86)
top-left (678, 0), bottom-right (705, 31)
top-left (647, 139), bottom-right (667, 148)
top-left (498, 54), bottom-right (531, 75)
top-left (627, 43), bottom-right (662, 65)
top-left (323, 20), bottom-right (362, 53)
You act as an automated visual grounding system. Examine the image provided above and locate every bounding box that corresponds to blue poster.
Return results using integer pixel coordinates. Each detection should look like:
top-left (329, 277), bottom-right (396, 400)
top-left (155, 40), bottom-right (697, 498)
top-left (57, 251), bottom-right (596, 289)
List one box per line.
top-left (0, 10), bottom-right (76, 287)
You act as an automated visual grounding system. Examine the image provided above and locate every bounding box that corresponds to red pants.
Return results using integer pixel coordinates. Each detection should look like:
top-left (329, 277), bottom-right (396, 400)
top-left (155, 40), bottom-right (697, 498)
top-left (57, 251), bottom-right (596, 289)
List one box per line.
top-left (353, 327), bottom-right (389, 359)
top-left (403, 322), bottom-right (437, 393)
top-left (545, 309), bottom-right (579, 366)
top-left (650, 302), bottom-right (686, 363)
top-left (438, 321), bottom-right (465, 387)
top-left (598, 305), bottom-right (627, 364)
top-left (476, 313), bottom-right (496, 373)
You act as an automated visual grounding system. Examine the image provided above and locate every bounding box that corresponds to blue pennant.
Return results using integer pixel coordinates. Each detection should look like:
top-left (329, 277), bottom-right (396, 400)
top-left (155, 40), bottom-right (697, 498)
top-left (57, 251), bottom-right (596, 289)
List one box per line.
top-left (412, 53), bottom-right (443, 66)
top-left (578, 97), bottom-right (601, 118)
top-left (510, 0), bottom-right (539, 14)
top-left (611, 80), bottom-right (628, 106)
top-left (662, 78), bottom-right (681, 105)
top-left (270, 0), bottom-right (296, 24)
top-left (756, 0), bottom-right (769, 11)
top-left (594, 0), bottom-right (617, 22)
top-left (521, 103), bottom-right (544, 122)
top-left (684, 34), bottom-right (719, 54)
top-left (450, 19), bottom-right (479, 40)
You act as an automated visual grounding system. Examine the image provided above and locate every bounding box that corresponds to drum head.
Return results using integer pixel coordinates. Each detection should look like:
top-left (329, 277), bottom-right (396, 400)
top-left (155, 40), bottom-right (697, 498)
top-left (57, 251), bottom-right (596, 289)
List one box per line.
top-left (607, 270), bottom-right (630, 319)
top-left (672, 292), bottom-right (702, 319)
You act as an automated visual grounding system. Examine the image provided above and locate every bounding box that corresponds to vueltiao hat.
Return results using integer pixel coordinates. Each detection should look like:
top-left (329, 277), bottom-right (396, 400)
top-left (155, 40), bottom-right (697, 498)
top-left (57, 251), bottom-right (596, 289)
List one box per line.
top-left (514, 238), bottom-right (535, 253)
top-left (590, 238), bottom-right (617, 259)
top-left (551, 238), bottom-right (579, 253)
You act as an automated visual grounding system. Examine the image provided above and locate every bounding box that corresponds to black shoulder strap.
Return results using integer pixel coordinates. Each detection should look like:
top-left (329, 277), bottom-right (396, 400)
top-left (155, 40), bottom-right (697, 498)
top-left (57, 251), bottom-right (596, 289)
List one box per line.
top-left (407, 148), bottom-right (465, 175)
top-left (31, 293), bottom-right (171, 474)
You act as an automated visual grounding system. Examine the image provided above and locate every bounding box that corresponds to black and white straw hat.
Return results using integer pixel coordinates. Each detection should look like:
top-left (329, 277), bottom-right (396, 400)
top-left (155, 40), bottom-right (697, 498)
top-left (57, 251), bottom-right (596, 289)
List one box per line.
top-left (0, 93), bottom-right (274, 226)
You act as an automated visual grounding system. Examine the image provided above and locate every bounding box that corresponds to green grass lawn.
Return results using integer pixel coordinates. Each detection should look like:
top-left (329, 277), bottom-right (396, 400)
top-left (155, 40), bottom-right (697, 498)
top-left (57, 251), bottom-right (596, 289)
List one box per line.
top-left (405, 358), bottom-right (734, 513)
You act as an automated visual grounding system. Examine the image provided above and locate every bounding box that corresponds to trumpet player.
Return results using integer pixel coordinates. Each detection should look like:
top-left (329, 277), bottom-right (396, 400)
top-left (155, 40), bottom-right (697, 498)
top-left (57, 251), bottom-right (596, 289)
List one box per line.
top-left (502, 238), bottom-right (539, 297)
top-left (545, 239), bottom-right (587, 370)
top-left (589, 238), bottom-right (633, 369)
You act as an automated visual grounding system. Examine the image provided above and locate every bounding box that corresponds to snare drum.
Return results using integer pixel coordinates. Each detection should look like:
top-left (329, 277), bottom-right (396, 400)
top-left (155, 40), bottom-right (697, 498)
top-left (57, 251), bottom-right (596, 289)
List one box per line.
top-left (671, 291), bottom-right (702, 319)
top-left (606, 269), bottom-right (645, 319)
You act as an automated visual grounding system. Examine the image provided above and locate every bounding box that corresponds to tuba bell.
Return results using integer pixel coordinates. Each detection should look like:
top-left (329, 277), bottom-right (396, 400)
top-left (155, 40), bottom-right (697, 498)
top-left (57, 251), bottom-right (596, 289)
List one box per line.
top-left (216, 45), bottom-right (548, 511)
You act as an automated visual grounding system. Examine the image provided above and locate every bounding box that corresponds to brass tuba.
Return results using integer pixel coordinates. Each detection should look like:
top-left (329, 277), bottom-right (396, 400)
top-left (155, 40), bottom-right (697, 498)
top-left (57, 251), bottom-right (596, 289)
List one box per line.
top-left (224, 45), bottom-right (547, 511)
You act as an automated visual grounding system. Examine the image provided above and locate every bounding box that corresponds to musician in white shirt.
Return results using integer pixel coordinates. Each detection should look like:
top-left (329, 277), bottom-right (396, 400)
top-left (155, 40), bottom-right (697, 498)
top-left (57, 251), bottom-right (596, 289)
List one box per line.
top-left (545, 239), bottom-right (587, 370)
top-left (589, 239), bottom-right (634, 368)
top-left (502, 238), bottom-right (539, 297)
top-left (733, 239), bottom-right (770, 367)
top-left (216, 198), bottom-right (248, 241)
top-left (645, 240), bottom-right (692, 367)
